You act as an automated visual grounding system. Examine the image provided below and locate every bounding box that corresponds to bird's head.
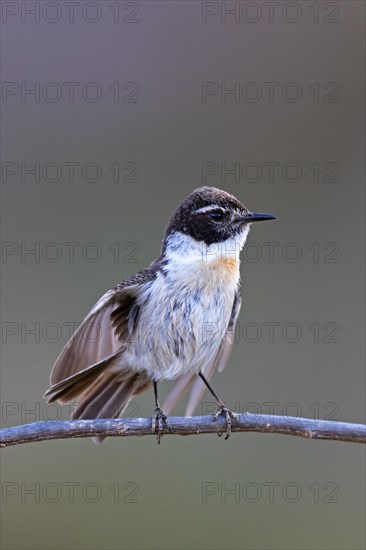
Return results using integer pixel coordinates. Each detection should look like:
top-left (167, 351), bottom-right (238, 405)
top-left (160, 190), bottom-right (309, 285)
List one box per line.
top-left (164, 186), bottom-right (276, 247)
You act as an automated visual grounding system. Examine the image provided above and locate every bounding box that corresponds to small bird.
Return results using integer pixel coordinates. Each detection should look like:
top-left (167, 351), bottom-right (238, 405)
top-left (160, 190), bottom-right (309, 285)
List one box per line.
top-left (44, 187), bottom-right (276, 442)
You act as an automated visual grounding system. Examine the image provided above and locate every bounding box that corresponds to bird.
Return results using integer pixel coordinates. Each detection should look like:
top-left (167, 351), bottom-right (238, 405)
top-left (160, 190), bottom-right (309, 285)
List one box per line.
top-left (44, 186), bottom-right (276, 442)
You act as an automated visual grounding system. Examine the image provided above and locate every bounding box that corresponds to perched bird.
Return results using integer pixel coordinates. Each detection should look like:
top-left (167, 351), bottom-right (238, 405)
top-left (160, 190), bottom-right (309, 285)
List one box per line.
top-left (44, 186), bottom-right (276, 442)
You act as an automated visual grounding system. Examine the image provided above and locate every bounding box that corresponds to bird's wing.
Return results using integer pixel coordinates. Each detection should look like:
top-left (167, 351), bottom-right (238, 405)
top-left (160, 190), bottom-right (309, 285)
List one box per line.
top-left (48, 264), bottom-right (159, 386)
top-left (163, 288), bottom-right (242, 416)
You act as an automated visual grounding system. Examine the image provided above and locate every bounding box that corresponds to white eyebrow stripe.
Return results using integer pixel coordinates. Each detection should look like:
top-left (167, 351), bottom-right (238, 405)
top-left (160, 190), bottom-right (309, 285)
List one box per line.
top-left (194, 205), bottom-right (226, 214)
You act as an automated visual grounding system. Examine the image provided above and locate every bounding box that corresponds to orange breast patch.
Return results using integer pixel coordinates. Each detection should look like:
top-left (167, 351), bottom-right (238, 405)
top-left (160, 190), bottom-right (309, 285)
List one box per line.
top-left (210, 257), bottom-right (239, 275)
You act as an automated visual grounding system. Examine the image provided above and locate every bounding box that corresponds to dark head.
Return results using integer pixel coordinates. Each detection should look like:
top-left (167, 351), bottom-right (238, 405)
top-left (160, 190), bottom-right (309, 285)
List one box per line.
top-left (164, 186), bottom-right (276, 246)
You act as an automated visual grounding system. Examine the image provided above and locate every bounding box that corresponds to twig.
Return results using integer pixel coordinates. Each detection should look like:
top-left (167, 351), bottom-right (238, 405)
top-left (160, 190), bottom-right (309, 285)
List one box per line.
top-left (1, 414), bottom-right (365, 447)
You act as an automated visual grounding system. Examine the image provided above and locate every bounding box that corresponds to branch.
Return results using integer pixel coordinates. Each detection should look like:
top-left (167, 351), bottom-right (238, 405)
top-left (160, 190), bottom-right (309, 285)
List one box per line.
top-left (1, 414), bottom-right (365, 447)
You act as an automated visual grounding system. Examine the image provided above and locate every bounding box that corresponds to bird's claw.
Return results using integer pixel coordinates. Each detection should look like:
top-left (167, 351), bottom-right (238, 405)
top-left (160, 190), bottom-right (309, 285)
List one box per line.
top-left (213, 403), bottom-right (238, 440)
top-left (151, 406), bottom-right (172, 444)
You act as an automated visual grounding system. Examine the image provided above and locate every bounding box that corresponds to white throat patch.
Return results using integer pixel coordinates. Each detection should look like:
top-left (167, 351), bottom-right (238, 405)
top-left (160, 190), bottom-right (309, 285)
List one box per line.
top-left (164, 228), bottom-right (250, 266)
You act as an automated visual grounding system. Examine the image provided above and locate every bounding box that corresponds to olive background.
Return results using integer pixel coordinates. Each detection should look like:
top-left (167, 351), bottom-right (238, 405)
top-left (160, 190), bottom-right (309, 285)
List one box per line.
top-left (1, 1), bottom-right (365, 549)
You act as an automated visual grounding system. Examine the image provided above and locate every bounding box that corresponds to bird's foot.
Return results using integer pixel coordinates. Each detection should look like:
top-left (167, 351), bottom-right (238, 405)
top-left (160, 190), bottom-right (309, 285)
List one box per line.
top-left (152, 406), bottom-right (172, 444)
top-left (213, 403), bottom-right (238, 440)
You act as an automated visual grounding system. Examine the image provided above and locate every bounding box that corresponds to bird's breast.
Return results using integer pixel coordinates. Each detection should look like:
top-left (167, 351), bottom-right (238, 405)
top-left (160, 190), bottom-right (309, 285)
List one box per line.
top-left (126, 256), bottom-right (240, 380)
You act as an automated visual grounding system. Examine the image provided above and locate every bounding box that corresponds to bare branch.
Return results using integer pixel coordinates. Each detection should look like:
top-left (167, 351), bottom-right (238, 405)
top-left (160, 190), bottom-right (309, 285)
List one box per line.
top-left (1, 414), bottom-right (365, 447)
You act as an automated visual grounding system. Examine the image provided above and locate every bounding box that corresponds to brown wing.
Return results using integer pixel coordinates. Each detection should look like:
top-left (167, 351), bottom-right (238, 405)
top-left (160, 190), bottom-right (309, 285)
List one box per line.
top-left (49, 264), bottom-right (159, 386)
top-left (44, 266), bottom-right (158, 442)
top-left (163, 288), bottom-right (242, 415)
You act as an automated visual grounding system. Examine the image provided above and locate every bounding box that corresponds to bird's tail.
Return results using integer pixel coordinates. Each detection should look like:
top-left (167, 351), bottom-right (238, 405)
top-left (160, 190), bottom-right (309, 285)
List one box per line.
top-left (44, 356), bottom-right (152, 443)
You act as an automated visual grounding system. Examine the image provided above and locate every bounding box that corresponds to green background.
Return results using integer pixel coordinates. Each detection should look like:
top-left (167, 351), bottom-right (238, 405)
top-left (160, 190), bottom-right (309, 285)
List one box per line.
top-left (1, 1), bottom-right (365, 549)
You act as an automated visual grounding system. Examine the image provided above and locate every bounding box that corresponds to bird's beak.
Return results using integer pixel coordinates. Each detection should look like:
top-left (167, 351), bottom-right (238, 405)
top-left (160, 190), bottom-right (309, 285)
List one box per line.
top-left (237, 212), bottom-right (277, 223)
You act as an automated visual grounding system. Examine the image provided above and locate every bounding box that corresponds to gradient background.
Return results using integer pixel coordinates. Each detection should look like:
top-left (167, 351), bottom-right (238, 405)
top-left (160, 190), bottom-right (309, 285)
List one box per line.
top-left (1, 1), bottom-right (365, 549)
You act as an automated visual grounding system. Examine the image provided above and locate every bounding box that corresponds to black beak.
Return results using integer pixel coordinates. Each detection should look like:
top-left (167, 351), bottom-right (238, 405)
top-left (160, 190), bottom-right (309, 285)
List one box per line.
top-left (239, 212), bottom-right (277, 223)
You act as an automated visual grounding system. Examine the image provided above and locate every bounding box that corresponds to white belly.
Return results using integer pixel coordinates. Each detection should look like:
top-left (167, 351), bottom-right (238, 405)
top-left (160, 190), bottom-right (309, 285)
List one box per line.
top-left (125, 231), bottom-right (248, 380)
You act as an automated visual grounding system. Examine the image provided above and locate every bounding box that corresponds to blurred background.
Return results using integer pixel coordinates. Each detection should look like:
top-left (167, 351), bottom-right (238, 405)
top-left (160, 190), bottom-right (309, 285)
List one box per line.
top-left (1, 1), bottom-right (365, 549)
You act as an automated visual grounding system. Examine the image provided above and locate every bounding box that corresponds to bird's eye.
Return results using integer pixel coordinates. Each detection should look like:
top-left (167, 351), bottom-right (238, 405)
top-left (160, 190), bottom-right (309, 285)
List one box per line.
top-left (210, 210), bottom-right (224, 221)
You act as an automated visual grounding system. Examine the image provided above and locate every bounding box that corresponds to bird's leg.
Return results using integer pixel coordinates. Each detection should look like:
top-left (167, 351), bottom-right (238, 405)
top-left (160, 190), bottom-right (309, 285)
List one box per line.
top-left (152, 382), bottom-right (171, 444)
top-left (198, 372), bottom-right (238, 440)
